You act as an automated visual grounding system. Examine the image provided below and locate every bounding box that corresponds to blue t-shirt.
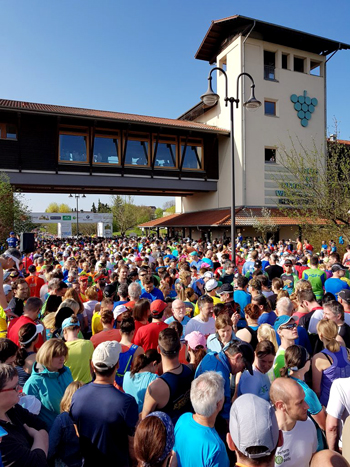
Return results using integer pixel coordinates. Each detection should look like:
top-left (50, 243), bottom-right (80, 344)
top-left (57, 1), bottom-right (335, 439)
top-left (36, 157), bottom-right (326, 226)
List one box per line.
top-left (6, 237), bottom-right (18, 248)
top-left (123, 371), bottom-right (158, 413)
top-left (174, 413), bottom-right (229, 467)
top-left (165, 315), bottom-right (190, 340)
top-left (233, 290), bottom-right (251, 318)
top-left (258, 311), bottom-right (277, 326)
top-left (325, 277), bottom-right (350, 300)
top-left (140, 287), bottom-right (164, 302)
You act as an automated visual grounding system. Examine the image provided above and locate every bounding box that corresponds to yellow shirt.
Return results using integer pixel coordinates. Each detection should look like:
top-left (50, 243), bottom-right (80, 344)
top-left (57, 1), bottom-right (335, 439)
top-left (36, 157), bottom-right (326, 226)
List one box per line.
top-left (194, 295), bottom-right (223, 316)
top-left (0, 307), bottom-right (7, 338)
top-left (91, 312), bottom-right (103, 335)
top-left (65, 339), bottom-right (94, 384)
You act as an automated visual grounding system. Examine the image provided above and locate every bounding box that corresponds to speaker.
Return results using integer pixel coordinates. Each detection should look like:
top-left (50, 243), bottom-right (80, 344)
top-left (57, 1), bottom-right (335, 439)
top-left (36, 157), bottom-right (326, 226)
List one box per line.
top-left (20, 233), bottom-right (35, 253)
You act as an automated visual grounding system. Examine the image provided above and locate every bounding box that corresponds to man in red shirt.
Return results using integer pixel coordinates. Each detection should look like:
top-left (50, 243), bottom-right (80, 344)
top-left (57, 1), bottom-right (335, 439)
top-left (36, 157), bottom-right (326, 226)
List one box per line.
top-left (8, 297), bottom-right (44, 349)
top-left (134, 299), bottom-right (168, 352)
top-left (25, 265), bottom-right (45, 297)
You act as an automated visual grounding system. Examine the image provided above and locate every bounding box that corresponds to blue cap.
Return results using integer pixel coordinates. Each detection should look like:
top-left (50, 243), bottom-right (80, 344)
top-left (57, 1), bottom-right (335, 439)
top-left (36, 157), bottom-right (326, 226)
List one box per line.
top-left (62, 317), bottom-right (80, 330)
top-left (10, 231), bottom-right (15, 235)
top-left (274, 315), bottom-right (295, 332)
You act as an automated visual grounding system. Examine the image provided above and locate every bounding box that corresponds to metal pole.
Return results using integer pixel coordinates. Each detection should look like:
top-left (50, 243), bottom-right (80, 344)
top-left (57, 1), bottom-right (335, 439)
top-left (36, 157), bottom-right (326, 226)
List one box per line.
top-left (76, 196), bottom-right (79, 237)
top-left (230, 99), bottom-right (236, 266)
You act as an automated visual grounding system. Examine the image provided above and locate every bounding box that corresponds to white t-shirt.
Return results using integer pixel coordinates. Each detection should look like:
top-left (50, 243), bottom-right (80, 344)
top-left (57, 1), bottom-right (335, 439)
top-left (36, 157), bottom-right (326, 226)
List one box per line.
top-left (184, 316), bottom-right (216, 339)
top-left (327, 377), bottom-right (350, 446)
top-left (238, 365), bottom-right (270, 401)
top-left (275, 418), bottom-right (317, 467)
top-left (309, 309), bottom-right (350, 334)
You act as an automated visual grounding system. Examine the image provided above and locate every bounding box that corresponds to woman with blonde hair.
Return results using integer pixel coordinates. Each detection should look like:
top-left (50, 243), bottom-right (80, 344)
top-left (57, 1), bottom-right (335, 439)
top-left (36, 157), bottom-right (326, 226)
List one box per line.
top-left (63, 288), bottom-right (84, 315)
top-left (48, 381), bottom-right (83, 467)
top-left (257, 323), bottom-right (278, 353)
top-left (312, 319), bottom-right (350, 406)
top-left (23, 338), bottom-right (73, 429)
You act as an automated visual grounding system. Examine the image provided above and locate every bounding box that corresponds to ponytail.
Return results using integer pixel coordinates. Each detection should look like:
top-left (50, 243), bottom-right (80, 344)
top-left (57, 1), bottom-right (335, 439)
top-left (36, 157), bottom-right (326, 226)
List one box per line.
top-left (15, 348), bottom-right (29, 367)
top-left (130, 349), bottom-right (161, 377)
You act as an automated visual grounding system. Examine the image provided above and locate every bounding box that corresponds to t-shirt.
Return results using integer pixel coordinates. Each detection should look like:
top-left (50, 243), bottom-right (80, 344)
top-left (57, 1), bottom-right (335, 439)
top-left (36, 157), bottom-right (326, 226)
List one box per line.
top-left (134, 321), bottom-right (168, 351)
top-left (234, 290), bottom-right (251, 317)
top-left (327, 377), bottom-right (350, 422)
top-left (174, 412), bottom-right (230, 467)
top-left (270, 347), bottom-right (285, 381)
top-left (238, 365), bottom-right (271, 401)
top-left (258, 311), bottom-right (277, 326)
top-left (140, 287), bottom-right (164, 302)
top-left (70, 382), bottom-right (138, 467)
top-left (165, 315), bottom-right (191, 339)
top-left (123, 371), bottom-right (158, 413)
top-left (325, 277), bottom-right (350, 299)
top-left (301, 268), bottom-right (327, 300)
top-left (25, 275), bottom-right (45, 298)
top-left (265, 264), bottom-right (284, 280)
top-left (8, 315), bottom-right (44, 349)
top-left (90, 329), bottom-right (121, 348)
top-left (274, 418), bottom-right (317, 467)
top-left (281, 273), bottom-right (298, 295)
top-left (65, 339), bottom-right (94, 384)
top-left (185, 316), bottom-right (216, 339)
top-left (91, 312), bottom-right (103, 335)
top-left (193, 295), bottom-right (222, 317)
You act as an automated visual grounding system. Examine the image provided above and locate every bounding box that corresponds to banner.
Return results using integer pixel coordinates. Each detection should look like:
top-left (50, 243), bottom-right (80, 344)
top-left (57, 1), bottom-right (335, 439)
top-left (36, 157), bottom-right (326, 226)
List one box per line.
top-left (31, 212), bottom-right (113, 224)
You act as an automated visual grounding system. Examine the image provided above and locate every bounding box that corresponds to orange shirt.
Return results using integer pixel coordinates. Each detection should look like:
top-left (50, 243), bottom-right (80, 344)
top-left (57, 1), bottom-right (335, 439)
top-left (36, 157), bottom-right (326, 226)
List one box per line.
top-left (90, 329), bottom-right (121, 348)
top-left (25, 275), bottom-right (45, 298)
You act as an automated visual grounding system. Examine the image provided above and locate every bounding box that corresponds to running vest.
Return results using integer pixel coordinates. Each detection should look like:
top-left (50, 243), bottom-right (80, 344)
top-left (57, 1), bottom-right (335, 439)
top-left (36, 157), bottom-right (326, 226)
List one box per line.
top-left (159, 364), bottom-right (194, 423)
top-left (320, 346), bottom-right (350, 406)
top-left (115, 344), bottom-right (138, 387)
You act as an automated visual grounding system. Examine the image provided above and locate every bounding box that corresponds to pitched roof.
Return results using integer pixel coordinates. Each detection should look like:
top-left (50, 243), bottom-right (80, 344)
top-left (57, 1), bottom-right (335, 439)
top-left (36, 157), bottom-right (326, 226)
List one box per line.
top-left (195, 15), bottom-right (350, 63)
top-left (0, 99), bottom-right (229, 135)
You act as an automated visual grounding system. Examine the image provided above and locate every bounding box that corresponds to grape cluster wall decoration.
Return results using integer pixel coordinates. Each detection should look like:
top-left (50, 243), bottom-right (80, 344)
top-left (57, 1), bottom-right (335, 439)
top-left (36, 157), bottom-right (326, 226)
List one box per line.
top-left (290, 90), bottom-right (318, 127)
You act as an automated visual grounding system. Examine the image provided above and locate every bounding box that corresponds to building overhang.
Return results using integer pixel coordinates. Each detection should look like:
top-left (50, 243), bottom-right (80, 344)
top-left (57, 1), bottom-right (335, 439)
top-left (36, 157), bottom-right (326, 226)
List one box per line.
top-left (195, 15), bottom-right (350, 63)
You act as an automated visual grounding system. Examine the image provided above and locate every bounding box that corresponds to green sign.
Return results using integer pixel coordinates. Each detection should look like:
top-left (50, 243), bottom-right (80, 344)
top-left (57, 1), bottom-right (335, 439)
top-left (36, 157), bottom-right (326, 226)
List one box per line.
top-left (290, 90), bottom-right (318, 127)
top-left (62, 216), bottom-right (71, 220)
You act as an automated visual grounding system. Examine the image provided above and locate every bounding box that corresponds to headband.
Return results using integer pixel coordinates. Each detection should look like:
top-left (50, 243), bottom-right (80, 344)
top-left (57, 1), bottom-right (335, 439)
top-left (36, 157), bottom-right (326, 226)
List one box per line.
top-left (144, 411), bottom-right (174, 465)
top-left (6, 254), bottom-right (21, 270)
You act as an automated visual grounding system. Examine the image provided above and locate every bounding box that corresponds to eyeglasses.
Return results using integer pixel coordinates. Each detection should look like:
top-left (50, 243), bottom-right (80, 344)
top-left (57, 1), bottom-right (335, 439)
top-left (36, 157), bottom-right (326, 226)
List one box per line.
top-left (280, 323), bottom-right (297, 330)
top-left (1, 384), bottom-right (21, 393)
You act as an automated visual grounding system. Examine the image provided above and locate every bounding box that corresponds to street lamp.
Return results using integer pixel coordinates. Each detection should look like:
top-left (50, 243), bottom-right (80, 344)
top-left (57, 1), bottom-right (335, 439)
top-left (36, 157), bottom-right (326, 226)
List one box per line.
top-left (69, 194), bottom-right (86, 237)
top-left (200, 68), bottom-right (261, 265)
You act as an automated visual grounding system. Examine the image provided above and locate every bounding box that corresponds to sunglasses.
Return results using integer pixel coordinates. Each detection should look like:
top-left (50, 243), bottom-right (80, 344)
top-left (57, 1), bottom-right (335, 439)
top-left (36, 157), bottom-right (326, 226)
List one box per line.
top-left (1, 384), bottom-right (21, 393)
top-left (280, 323), bottom-right (297, 330)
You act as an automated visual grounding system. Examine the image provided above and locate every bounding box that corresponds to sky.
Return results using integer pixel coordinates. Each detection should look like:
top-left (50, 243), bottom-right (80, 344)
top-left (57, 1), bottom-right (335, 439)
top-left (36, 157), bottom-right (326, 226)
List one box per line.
top-left (2, 0), bottom-right (350, 212)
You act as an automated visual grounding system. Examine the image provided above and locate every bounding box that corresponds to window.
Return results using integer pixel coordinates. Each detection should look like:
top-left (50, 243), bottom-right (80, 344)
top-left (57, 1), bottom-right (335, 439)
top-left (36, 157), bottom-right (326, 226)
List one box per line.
top-left (265, 148), bottom-right (276, 163)
top-left (124, 132), bottom-right (150, 166)
top-left (93, 132), bottom-right (120, 165)
top-left (294, 57), bottom-right (305, 73)
top-left (264, 51), bottom-right (275, 80)
top-left (180, 137), bottom-right (203, 170)
top-left (264, 101), bottom-right (276, 116)
top-left (152, 135), bottom-right (177, 168)
top-left (0, 123), bottom-right (17, 140)
top-left (310, 60), bottom-right (321, 76)
top-left (59, 130), bottom-right (88, 163)
top-left (282, 54), bottom-right (289, 70)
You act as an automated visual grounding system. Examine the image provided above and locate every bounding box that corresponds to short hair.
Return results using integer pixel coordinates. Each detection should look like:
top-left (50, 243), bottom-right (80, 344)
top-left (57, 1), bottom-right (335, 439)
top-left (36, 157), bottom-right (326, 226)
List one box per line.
top-left (36, 339), bottom-right (68, 368)
top-left (236, 275), bottom-right (249, 289)
top-left (0, 364), bottom-right (18, 391)
top-left (276, 297), bottom-right (294, 315)
top-left (310, 256), bottom-right (319, 266)
top-left (255, 340), bottom-right (276, 358)
top-left (100, 309), bottom-right (114, 325)
top-left (128, 282), bottom-right (141, 300)
top-left (323, 300), bottom-right (344, 320)
top-left (190, 371), bottom-right (225, 417)
top-left (158, 328), bottom-right (180, 359)
top-left (197, 294), bottom-right (214, 310)
top-left (120, 316), bottom-right (135, 335)
top-left (244, 303), bottom-right (262, 320)
top-left (118, 283), bottom-right (129, 298)
top-left (250, 250), bottom-right (258, 260)
top-left (0, 338), bottom-right (18, 363)
top-left (249, 278), bottom-right (261, 291)
top-left (24, 297), bottom-right (42, 313)
top-left (85, 287), bottom-right (98, 301)
top-left (101, 297), bottom-right (114, 310)
top-left (297, 289), bottom-right (316, 303)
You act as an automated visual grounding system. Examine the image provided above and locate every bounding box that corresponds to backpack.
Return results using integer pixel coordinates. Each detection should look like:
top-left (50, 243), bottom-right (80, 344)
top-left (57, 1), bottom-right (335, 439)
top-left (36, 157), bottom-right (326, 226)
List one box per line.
top-left (115, 344), bottom-right (138, 387)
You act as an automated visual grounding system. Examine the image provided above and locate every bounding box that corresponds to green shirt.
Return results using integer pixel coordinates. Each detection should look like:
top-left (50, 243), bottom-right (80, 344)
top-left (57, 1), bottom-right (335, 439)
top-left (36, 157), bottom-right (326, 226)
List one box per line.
top-left (301, 268), bottom-right (327, 300)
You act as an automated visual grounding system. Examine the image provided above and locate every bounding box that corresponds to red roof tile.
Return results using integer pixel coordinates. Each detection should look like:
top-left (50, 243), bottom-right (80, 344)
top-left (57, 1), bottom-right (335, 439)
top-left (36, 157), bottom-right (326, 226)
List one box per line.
top-left (0, 99), bottom-right (229, 135)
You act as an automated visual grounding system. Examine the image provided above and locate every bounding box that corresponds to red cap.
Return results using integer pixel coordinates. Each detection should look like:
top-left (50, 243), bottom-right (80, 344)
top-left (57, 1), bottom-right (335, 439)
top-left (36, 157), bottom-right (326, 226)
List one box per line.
top-left (150, 299), bottom-right (167, 316)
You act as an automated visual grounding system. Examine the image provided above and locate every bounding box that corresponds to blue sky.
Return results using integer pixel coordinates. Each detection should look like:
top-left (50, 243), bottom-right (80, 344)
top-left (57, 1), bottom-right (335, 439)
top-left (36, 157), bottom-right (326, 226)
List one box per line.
top-left (2, 0), bottom-right (350, 212)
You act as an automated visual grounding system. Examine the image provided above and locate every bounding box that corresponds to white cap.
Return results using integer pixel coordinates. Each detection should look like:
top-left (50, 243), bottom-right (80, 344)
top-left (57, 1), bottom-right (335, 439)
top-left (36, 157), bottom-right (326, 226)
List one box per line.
top-left (92, 341), bottom-right (121, 371)
top-left (113, 305), bottom-right (129, 320)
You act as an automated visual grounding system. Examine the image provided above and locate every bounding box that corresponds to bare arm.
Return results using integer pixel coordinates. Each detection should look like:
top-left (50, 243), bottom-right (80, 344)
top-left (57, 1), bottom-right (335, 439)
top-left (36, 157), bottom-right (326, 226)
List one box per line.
top-left (141, 379), bottom-right (169, 419)
top-left (24, 424), bottom-right (49, 456)
top-left (312, 407), bottom-right (327, 431)
top-left (236, 328), bottom-right (251, 344)
top-left (326, 414), bottom-right (340, 452)
top-left (312, 354), bottom-right (329, 398)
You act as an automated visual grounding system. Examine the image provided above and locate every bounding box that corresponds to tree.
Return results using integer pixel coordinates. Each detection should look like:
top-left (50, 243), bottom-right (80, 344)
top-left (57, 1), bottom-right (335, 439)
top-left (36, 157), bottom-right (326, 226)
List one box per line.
top-left (97, 199), bottom-right (111, 213)
top-left (249, 207), bottom-right (279, 243)
top-left (111, 195), bottom-right (138, 235)
top-left (0, 172), bottom-right (34, 244)
top-left (91, 202), bottom-right (97, 213)
top-left (45, 203), bottom-right (71, 213)
top-left (275, 138), bottom-right (350, 242)
top-left (163, 200), bottom-right (175, 211)
top-left (155, 208), bottom-right (164, 218)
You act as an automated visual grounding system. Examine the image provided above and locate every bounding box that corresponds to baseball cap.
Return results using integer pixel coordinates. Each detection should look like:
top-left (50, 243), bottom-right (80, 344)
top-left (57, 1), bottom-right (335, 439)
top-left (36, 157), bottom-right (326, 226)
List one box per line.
top-left (19, 324), bottom-right (44, 345)
top-left (217, 283), bottom-right (234, 294)
top-left (231, 341), bottom-right (254, 375)
top-left (203, 271), bottom-right (214, 279)
top-left (274, 315), bottom-right (296, 332)
top-left (62, 317), bottom-right (80, 330)
top-left (103, 284), bottom-right (116, 298)
top-left (9, 231), bottom-right (15, 235)
top-left (284, 259), bottom-right (293, 266)
top-left (338, 289), bottom-right (350, 303)
top-left (229, 394), bottom-right (279, 459)
top-left (331, 263), bottom-right (347, 272)
top-left (151, 299), bottom-right (167, 317)
top-left (205, 278), bottom-right (218, 292)
top-left (185, 331), bottom-right (206, 349)
top-left (189, 251), bottom-right (198, 257)
top-left (254, 260), bottom-right (262, 268)
top-left (113, 305), bottom-right (129, 320)
top-left (92, 341), bottom-right (121, 371)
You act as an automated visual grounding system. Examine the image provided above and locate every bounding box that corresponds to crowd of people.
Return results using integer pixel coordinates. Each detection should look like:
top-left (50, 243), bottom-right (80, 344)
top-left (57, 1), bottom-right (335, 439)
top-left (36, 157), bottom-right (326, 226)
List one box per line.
top-left (0, 233), bottom-right (350, 466)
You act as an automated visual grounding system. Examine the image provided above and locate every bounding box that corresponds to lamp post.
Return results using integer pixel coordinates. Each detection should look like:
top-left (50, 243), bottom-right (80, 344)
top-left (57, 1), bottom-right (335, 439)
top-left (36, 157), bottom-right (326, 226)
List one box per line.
top-left (200, 68), bottom-right (261, 265)
top-left (69, 194), bottom-right (86, 237)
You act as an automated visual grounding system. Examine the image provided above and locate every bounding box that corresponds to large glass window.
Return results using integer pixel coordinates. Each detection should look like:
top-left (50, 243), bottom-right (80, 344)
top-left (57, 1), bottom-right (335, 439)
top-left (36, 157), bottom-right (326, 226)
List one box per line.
top-left (124, 133), bottom-right (149, 166)
top-left (152, 135), bottom-right (177, 168)
top-left (264, 51), bottom-right (275, 80)
top-left (93, 134), bottom-right (120, 164)
top-left (59, 132), bottom-right (88, 163)
top-left (181, 138), bottom-right (203, 170)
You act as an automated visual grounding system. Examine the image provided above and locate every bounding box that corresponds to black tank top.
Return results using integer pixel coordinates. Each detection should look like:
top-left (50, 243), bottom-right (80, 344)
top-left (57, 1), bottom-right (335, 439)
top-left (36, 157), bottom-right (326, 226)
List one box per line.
top-left (159, 364), bottom-right (194, 424)
top-left (245, 326), bottom-right (259, 350)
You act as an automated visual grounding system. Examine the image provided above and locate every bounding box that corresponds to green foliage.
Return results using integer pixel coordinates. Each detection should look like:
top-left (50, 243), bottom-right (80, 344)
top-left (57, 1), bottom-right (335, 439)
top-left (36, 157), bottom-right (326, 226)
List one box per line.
top-left (276, 139), bottom-right (350, 241)
top-left (0, 172), bottom-right (34, 244)
top-left (249, 207), bottom-right (279, 243)
top-left (155, 208), bottom-right (163, 218)
top-left (110, 195), bottom-right (152, 235)
top-left (91, 202), bottom-right (97, 213)
top-left (97, 199), bottom-right (111, 213)
top-left (163, 200), bottom-right (175, 211)
top-left (165, 205), bottom-right (175, 214)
